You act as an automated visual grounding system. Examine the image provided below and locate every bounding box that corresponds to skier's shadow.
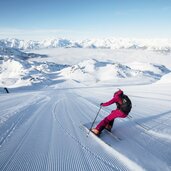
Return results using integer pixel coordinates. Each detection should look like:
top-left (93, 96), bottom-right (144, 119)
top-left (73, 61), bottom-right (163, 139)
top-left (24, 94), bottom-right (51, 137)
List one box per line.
top-left (132, 109), bottom-right (171, 129)
top-left (116, 109), bottom-right (171, 134)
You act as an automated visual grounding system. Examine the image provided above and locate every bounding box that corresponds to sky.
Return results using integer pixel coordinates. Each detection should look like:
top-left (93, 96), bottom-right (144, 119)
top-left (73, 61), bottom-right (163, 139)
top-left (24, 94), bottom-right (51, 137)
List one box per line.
top-left (0, 0), bottom-right (171, 40)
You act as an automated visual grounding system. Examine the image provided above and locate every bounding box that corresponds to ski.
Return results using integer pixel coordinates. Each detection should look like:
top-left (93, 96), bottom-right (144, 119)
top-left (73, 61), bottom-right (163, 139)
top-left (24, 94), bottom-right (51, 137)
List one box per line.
top-left (103, 129), bottom-right (122, 141)
top-left (80, 123), bottom-right (122, 142)
top-left (79, 124), bottom-right (112, 146)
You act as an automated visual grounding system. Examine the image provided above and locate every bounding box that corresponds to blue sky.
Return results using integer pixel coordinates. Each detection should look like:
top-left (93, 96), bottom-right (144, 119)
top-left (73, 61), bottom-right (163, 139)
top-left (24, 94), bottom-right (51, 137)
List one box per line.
top-left (0, 0), bottom-right (171, 40)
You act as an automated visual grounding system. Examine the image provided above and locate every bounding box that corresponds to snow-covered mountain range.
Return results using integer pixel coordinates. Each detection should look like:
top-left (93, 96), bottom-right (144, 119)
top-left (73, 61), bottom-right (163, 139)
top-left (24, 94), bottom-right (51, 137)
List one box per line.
top-left (0, 38), bottom-right (171, 88)
top-left (0, 55), bottom-right (68, 88)
top-left (60, 59), bottom-right (170, 85)
top-left (0, 38), bottom-right (171, 52)
top-left (0, 46), bottom-right (48, 60)
top-left (0, 49), bottom-right (170, 88)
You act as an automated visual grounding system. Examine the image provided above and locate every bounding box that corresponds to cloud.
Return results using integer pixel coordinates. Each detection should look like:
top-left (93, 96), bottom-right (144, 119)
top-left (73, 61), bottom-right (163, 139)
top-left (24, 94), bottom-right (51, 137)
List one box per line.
top-left (0, 28), bottom-right (69, 38)
top-left (0, 28), bottom-right (64, 36)
top-left (0, 28), bottom-right (94, 40)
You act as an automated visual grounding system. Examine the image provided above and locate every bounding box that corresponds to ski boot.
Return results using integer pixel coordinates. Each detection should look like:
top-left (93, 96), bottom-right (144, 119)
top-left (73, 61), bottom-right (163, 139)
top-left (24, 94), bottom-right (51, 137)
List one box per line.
top-left (105, 124), bottom-right (112, 132)
top-left (91, 128), bottom-right (100, 136)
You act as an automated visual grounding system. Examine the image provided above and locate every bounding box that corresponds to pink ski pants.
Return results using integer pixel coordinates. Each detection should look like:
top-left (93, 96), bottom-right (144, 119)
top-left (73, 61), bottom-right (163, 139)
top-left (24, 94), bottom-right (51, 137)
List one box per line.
top-left (96, 109), bottom-right (127, 132)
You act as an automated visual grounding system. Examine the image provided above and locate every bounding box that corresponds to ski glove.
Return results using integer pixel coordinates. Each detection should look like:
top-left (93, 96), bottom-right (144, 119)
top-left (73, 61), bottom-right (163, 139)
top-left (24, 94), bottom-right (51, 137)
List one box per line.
top-left (100, 103), bottom-right (103, 106)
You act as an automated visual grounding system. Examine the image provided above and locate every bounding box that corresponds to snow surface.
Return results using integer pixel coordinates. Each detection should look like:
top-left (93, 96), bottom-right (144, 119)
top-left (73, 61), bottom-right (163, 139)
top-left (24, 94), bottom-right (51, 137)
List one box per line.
top-left (0, 46), bottom-right (171, 171)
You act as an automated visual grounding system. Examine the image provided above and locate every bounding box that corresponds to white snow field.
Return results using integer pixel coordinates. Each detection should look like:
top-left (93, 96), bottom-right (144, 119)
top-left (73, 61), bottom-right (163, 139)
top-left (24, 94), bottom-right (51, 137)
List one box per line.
top-left (0, 47), bottom-right (171, 171)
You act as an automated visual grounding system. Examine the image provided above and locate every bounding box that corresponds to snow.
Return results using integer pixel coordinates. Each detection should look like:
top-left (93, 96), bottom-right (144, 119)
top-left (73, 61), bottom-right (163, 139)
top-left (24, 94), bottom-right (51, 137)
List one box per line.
top-left (0, 55), bottom-right (68, 88)
top-left (0, 44), bottom-right (171, 171)
top-left (156, 72), bottom-right (171, 84)
top-left (59, 59), bottom-right (169, 85)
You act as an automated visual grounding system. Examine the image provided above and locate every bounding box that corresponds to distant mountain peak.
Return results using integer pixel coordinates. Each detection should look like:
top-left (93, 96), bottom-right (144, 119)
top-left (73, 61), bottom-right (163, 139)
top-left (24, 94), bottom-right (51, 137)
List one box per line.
top-left (0, 38), bottom-right (171, 53)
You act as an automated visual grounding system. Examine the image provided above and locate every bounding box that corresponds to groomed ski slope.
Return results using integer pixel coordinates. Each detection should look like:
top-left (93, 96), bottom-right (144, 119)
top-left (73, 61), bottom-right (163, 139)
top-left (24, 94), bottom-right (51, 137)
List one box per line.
top-left (0, 80), bottom-right (171, 171)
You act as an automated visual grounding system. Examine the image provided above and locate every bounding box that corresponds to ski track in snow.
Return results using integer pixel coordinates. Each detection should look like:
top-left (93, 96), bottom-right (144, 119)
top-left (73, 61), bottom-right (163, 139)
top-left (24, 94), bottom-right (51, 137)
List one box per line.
top-left (0, 84), bottom-right (171, 171)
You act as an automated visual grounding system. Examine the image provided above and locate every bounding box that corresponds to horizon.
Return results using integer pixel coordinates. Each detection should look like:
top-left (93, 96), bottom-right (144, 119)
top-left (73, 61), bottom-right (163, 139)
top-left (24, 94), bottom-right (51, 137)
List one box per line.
top-left (1, 37), bottom-right (171, 42)
top-left (0, 0), bottom-right (171, 40)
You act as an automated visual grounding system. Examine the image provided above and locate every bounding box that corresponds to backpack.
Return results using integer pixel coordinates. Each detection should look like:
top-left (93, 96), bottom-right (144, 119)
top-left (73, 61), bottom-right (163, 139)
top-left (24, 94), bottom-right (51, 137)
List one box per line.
top-left (120, 94), bottom-right (132, 114)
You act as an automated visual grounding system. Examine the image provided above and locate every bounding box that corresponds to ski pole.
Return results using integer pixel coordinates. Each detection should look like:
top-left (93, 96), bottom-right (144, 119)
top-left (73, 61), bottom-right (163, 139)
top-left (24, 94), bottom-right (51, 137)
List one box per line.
top-left (87, 106), bottom-right (102, 137)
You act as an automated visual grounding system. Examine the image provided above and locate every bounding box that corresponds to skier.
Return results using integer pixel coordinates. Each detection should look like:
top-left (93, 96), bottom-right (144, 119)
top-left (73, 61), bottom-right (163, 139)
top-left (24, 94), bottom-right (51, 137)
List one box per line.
top-left (91, 89), bottom-right (132, 136)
